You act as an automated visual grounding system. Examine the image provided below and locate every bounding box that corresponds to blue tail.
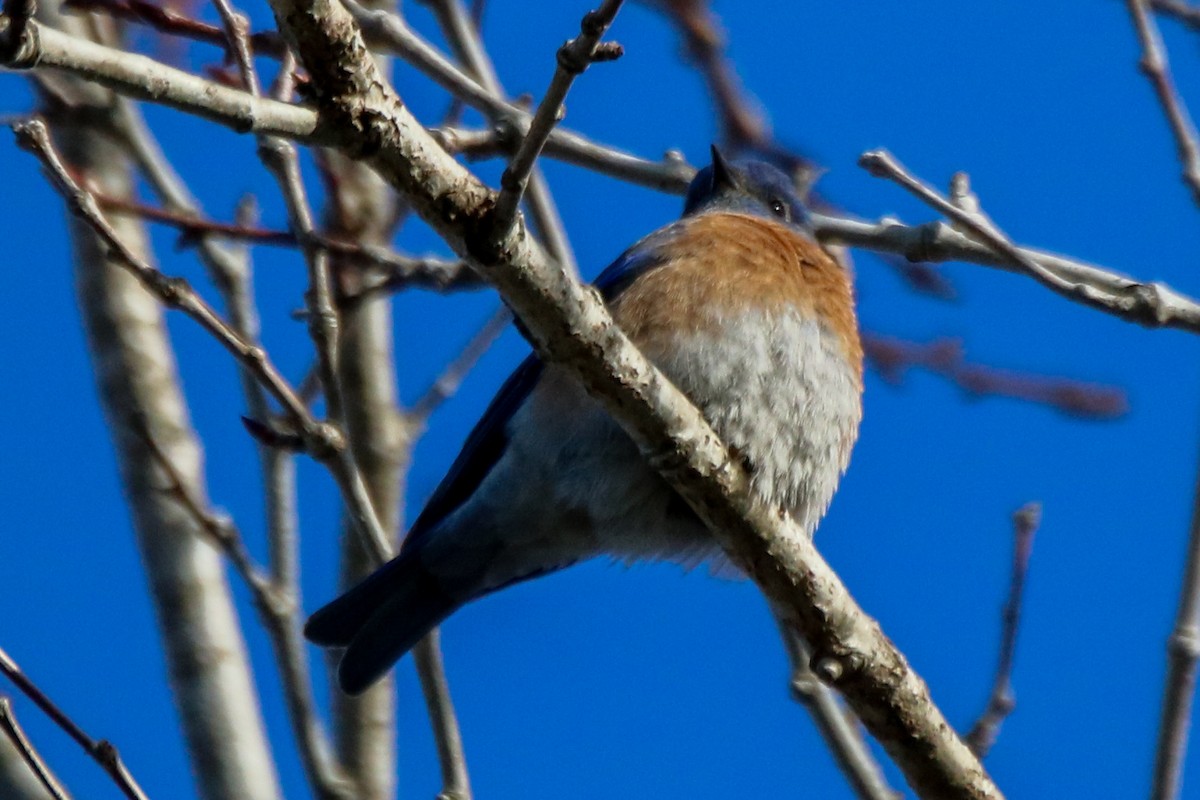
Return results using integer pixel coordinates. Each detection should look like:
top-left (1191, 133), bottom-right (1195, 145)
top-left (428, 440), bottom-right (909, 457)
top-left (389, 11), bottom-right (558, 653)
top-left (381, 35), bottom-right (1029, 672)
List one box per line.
top-left (304, 549), bottom-right (461, 695)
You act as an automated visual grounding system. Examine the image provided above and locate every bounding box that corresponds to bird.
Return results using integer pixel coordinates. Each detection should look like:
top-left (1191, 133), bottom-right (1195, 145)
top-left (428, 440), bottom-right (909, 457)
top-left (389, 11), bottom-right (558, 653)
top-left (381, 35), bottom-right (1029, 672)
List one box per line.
top-left (305, 147), bottom-right (864, 695)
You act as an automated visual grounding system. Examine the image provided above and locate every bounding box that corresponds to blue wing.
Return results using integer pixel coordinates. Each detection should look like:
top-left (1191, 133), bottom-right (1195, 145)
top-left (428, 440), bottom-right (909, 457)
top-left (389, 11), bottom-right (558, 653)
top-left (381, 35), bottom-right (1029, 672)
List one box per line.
top-left (405, 354), bottom-right (543, 544)
top-left (592, 224), bottom-right (676, 301)
top-left (304, 224), bottom-right (680, 660)
top-left (403, 229), bottom-right (675, 547)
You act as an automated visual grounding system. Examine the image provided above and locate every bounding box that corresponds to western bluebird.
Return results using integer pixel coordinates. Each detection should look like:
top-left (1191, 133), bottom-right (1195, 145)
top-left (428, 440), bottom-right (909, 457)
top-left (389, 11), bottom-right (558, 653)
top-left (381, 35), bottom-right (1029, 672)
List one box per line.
top-left (306, 147), bottom-right (864, 694)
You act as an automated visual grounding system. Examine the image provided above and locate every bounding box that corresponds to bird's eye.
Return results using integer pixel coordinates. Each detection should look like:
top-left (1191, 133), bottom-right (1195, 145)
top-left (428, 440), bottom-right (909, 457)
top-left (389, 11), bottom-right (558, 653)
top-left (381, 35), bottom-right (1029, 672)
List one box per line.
top-left (769, 198), bottom-right (789, 220)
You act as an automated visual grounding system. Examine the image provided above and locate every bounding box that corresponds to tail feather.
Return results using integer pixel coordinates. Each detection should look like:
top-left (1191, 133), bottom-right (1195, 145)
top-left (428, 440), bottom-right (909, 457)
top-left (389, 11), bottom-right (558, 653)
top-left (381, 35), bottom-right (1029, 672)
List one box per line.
top-left (305, 550), bottom-right (463, 694)
top-left (304, 551), bottom-right (414, 647)
top-left (337, 587), bottom-right (459, 695)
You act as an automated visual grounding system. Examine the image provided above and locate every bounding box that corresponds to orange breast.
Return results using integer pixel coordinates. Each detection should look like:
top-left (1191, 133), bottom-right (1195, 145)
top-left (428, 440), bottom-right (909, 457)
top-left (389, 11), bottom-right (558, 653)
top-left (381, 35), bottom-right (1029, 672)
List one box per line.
top-left (611, 213), bottom-right (863, 376)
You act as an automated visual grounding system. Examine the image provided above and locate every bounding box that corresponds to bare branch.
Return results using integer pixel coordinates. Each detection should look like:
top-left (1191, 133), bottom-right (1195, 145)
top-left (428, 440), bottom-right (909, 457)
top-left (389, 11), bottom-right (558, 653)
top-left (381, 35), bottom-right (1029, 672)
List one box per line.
top-left (965, 503), bottom-right (1041, 758)
top-left (315, 26), bottom-right (405, 794)
top-left (2, 19), bottom-right (317, 137)
top-left (1127, 0), bottom-right (1200, 206)
top-left (0, 698), bottom-right (72, 800)
top-left (13, 119), bottom-right (333, 446)
top-left (647, 0), bottom-right (954, 298)
top-left (409, 307), bottom-right (511, 424)
top-left (16, 117), bottom-right (395, 577)
top-left (413, 634), bottom-right (471, 800)
top-left (2, 11), bottom-right (692, 191)
top-left (1152, 433), bottom-right (1200, 800)
top-left (423, 0), bottom-right (580, 274)
top-left (0, 649), bottom-right (149, 800)
top-left (491, 0), bottom-right (624, 237)
top-left (95, 193), bottom-right (478, 290)
top-left (776, 623), bottom-right (900, 800)
top-left (140, 430), bottom-right (275, 601)
top-left (1153, 0), bottom-right (1200, 29)
top-left (267, 1), bottom-right (1002, 793)
top-left (862, 334), bottom-right (1129, 420)
top-left (341, 0), bottom-right (693, 191)
top-left (141, 429), bottom-right (355, 800)
top-left (256, 135), bottom-right (392, 563)
top-left (857, 152), bottom-right (1200, 332)
top-left (61, 0), bottom-right (286, 57)
top-left (27, 4), bottom-right (286, 784)
top-left (209, 0), bottom-right (259, 94)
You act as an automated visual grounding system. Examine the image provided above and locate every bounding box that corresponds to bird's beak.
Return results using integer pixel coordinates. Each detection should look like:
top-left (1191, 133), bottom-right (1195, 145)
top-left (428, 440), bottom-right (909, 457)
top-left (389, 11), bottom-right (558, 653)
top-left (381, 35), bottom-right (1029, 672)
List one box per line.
top-left (710, 145), bottom-right (740, 192)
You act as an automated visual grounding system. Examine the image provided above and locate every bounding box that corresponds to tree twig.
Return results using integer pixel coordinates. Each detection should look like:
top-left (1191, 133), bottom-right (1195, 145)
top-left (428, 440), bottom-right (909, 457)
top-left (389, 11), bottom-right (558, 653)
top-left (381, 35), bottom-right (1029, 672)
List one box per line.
top-left (0, 648), bottom-right (149, 800)
top-left (61, 0), bottom-right (286, 57)
top-left (965, 503), bottom-right (1041, 758)
top-left (95, 193), bottom-right (479, 290)
top-left (647, 0), bottom-right (954, 299)
top-left (862, 334), bottom-right (1128, 420)
top-left (413, 633), bottom-right (471, 800)
top-left (13, 120), bottom-right (336, 444)
top-left (1127, 0), bottom-right (1200, 206)
top-left (856, 152), bottom-right (1200, 332)
top-left (1151, 434), bottom-right (1200, 800)
top-left (141, 426), bottom-right (355, 800)
top-left (0, 698), bottom-right (72, 800)
top-left (409, 307), bottom-right (511, 424)
top-left (340, 0), bottom-right (692, 192)
top-left (422, 0), bottom-right (580, 274)
top-left (1152, 0), bottom-right (1200, 30)
top-left (12, 118), bottom-right (402, 574)
top-left (491, 0), bottom-right (624, 238)
top-left (267, 2), bottom-right (1004, 793)
top-left (2, 19), bottom-right (317, 137)
top-left (775, 622), bottom-right (900, 800)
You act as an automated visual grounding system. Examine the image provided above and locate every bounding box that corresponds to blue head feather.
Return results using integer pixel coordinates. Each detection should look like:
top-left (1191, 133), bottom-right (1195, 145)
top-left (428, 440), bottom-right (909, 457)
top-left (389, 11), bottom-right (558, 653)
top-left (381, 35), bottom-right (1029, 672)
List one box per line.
top-left (683, 146), bottom-right (809, 229)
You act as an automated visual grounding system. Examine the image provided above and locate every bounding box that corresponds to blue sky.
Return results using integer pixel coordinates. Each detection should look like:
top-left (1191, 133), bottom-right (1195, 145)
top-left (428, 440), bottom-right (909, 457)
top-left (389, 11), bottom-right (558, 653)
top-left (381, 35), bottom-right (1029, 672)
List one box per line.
top-left (3, 1), bottom-right (1200, 798)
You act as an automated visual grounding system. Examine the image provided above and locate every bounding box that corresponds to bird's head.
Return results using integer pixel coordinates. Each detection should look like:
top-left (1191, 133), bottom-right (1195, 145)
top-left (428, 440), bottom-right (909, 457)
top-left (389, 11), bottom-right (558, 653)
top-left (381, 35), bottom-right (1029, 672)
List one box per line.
top-left (683, 146), bottom-right (809, 228)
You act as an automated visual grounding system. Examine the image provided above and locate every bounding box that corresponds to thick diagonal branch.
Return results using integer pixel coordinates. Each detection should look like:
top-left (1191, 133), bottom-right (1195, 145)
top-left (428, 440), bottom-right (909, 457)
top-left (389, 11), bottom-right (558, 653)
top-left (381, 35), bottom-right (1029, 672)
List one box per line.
top-left (263, 1), bottom-right (1002, 795)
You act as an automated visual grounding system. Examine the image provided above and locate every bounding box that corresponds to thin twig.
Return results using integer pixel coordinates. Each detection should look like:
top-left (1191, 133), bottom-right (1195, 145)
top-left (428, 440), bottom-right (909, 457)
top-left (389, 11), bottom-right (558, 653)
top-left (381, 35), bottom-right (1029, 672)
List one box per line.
top-left (1151, 433), bottom-right (1200, 800)
top-left (0, 697), bottom-right (73, 800)
top-left (61, 0), bottom-right (286, 56)
top-left (409, 307), bottom-right (511, 424)
top-left (776, 621), bottom-right (900, 800)
top-left (256, 136), bottom-right (393, 564)
top-left (413, 633), bottom-right (471, 800)
top-left (96, 192), bottom-right (478, 290)
top-left (141, 428), bottom-right (355, 800)
top-left (209, 0), bottom-right (259, 94)
top-left (1127, 0), bottom-right (1200, 206)
top-left (223, 0), bottom-right (394, 568)
top-left (13, 119), bottom-right (333, 445)
top-left (492, 0), bottom-right (624, 236)
top-left (648, 0), bottom-right (953, 298)
top-left (341, 0), bottom-right (692, 193)
top-left (965, 503), bottom-right (1041, 758)
top-left (4, 10), bottom-right (693, 192)
top-left (857, 152), bottom-right (1200, 331)
top-left (862, 334), bottom-right (1128, 420)
top-left (422, 0), bottom-right (580, 274)
top-left (139, 430), bottom-right (277, 603)
top-left (0, 649), bottom-right (149, 800)
top-left (1153, 0), bottom-right (1200, 30)
top-left (106, 97), bottom-right (254, 315)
